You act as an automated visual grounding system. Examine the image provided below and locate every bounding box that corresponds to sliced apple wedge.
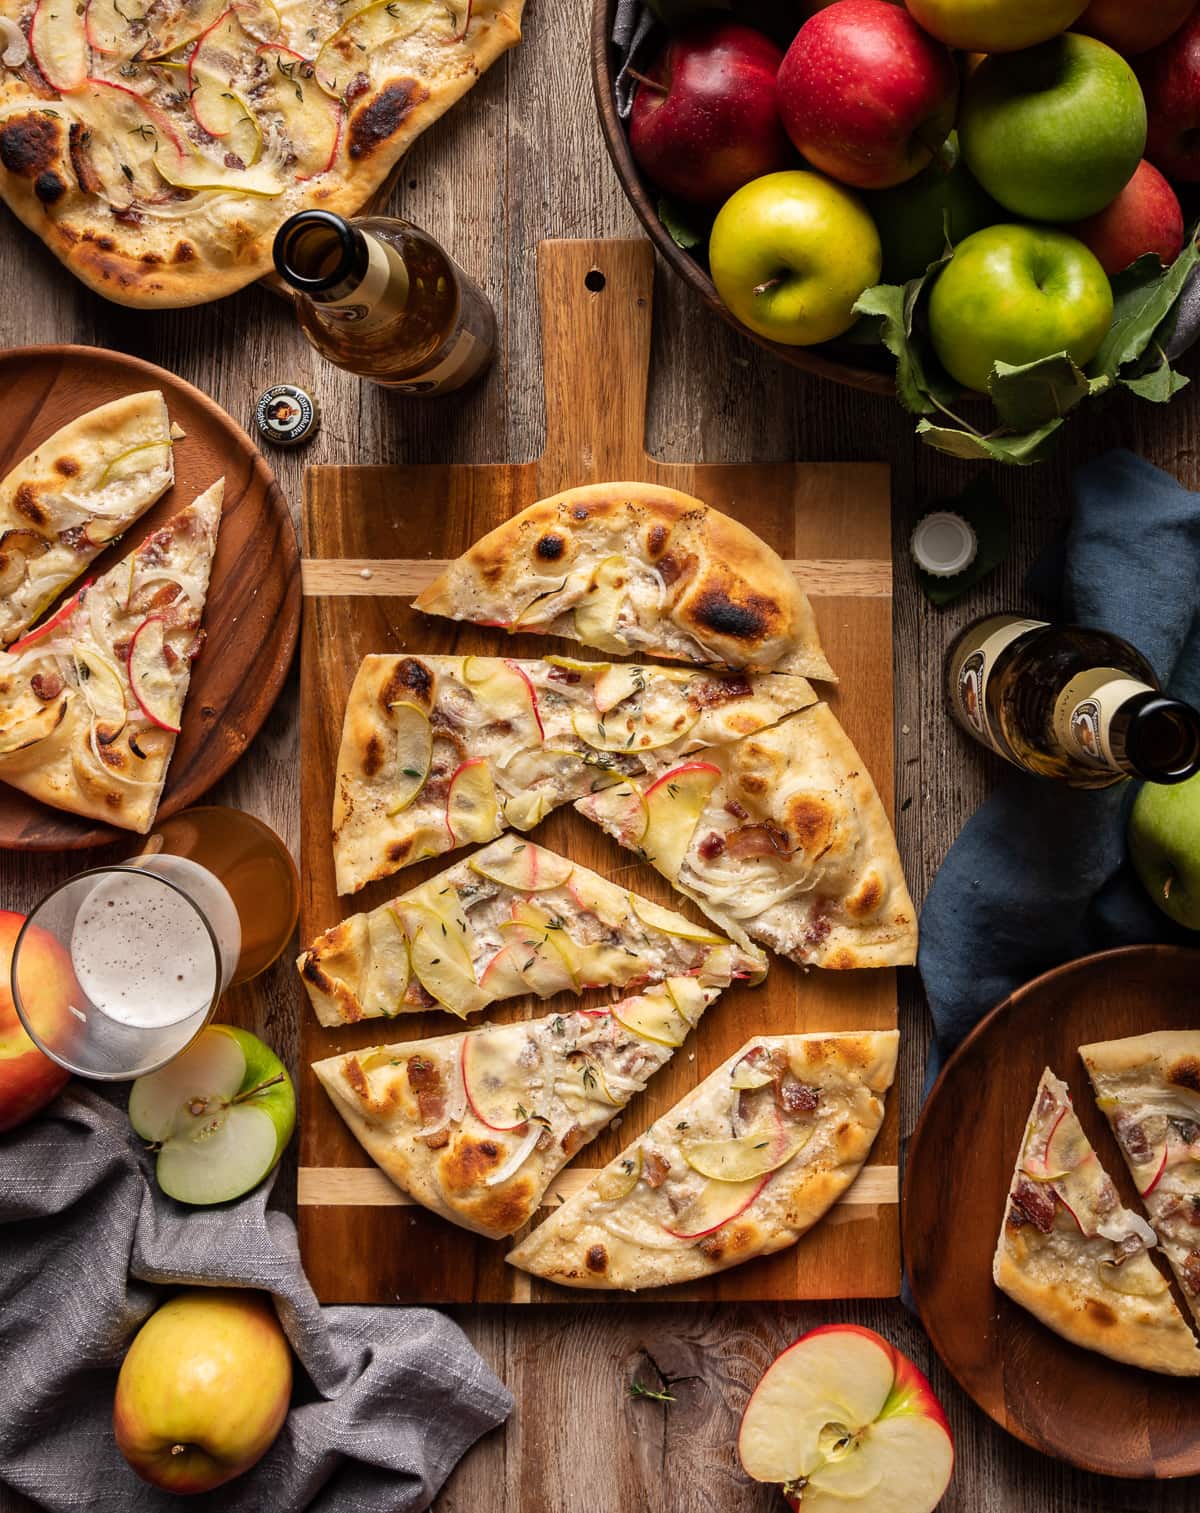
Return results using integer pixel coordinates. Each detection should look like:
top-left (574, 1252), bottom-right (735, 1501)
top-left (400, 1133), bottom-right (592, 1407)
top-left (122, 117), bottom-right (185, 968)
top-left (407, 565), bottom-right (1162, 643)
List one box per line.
top-left (497, 923), bottom-right (576, 998)
top-left (477, 944), bottom-right (529, 999)
top-left (408, 927), bottom-right (489, 1018)
top-left (611, 985), bottom-right (694, 1048)
top-left (461, 1031), bottom-right (535, 1131)
top-left (461, 656), bottom-right (544, 737)
top-left (682, 1122), bottom-right (810, 1183)
top-left (30, 0), bottom-right (88, 92)
top-left (361, 908), bottom-right (409, 1016)
top-left (446, 757), bottom-right (501, 845)
top-left (730, 1049), bottom-right (775, 1090)
top-left (641, 762), bottom-right (721, 877)
top-left (501, 789), bottom-right (551, 832)
top-left (595, 1146), bottom-right (643, 1203)
top-left (629, 893), bottom-right (725, 944)
top-left (594, 663), bottom-right (646, 714)
top-left (187, 9), bottom-right (251, 136)
top-left (469, 839), bottom-right (572, 891)
top-left (571, 702), bottom-right (698, 753)
top-left (313, 0), bottom-right (465, 96)
top-left (664, 1172), bottom-right (767, 1240)
top-left (392, 890), bottom-right (474, 971)
top-left (387, 699), bottom-right (432, 816)
top-left (84, 0), bottom-right (125, 54)
top-left (665, 974), bottom-right (708, 1028)
top-left (97, 440), bottom-right (174, 490)
top-left (154, 147), bottom-right (284, 197)
top-left (574, 555), bottom-right (630, 653)
top-left (581, 783), bottom-right (649, 848)
top-left (127, 615), bottom-right (182, 733)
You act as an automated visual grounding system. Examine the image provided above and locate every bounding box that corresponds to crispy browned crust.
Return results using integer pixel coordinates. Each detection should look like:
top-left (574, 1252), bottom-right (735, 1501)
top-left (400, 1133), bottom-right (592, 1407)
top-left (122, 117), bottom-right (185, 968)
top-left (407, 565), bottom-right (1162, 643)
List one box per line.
top-left (414, 481), bottom-right (835, 679)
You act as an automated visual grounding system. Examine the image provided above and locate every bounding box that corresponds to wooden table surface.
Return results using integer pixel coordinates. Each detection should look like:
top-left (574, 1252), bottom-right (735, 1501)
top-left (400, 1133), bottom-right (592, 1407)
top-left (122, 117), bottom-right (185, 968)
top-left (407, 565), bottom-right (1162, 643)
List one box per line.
top-left (1, 3), bottom-right (1195, 1509)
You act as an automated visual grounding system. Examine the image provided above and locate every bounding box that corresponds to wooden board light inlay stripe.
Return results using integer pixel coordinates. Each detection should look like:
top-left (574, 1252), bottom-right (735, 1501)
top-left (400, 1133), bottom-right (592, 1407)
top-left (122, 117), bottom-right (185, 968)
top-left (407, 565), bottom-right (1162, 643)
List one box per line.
top-left (300, 557), bottom-right (893, 599)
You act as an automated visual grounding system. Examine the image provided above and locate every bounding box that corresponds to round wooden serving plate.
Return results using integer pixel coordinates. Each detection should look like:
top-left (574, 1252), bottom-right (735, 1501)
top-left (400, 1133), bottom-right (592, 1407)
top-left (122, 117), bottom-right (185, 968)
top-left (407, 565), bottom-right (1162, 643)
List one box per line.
top-left (905, 945), bottom-right (1200, 1479)
top-left (590, 0), bottom-right (896, 397)
top-left (0, 345), bottom-right (300, 851)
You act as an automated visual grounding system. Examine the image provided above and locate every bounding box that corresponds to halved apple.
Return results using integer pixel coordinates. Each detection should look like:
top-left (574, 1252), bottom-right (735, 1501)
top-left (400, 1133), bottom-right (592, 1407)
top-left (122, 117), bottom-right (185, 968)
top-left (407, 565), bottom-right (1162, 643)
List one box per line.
top-left (387, 699), bottom-right (431, 815)
top-left (594, 664), bottom-right (646, 714)
top-left (30, 0), bottom-right (88, 92)
top-left (361, 907), bottom-right (409, 1016)
top-left (574, 555), bottom-right (630, 654)
top-left (408, 927), bottom-right (489, 1018)
top-left (641, 762), bottom-right (721, 876)
top-left (446, 757), bottom-right (501, 845)
top-left (314, 0), bottom-right (462, 97)
top-left (127, 615), bottom-right (182, 733)
top-left (738, 1325), bottom-right (955, 1513)
top-left (682, 1121), bottom-right (810, 1183)
top-left (611, 985), bottom-right (691, 1048)
top-left (595, 1146), bottom-right (643, 1203)
top-left (469, 840), bottom-right (573, 892)
top-left (629, 893), bottom-right (725, 944)
top-left (665, 1172), bottom-right (768, 1240)
top-left (461, 1031), bottom-right (534, 1131)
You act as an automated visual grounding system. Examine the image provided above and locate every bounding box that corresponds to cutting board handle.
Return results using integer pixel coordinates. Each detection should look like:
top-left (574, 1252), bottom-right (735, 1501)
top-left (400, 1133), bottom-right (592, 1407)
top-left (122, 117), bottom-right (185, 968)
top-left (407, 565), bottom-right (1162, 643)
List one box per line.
top-left (536, 239), bottom-right (654, 488)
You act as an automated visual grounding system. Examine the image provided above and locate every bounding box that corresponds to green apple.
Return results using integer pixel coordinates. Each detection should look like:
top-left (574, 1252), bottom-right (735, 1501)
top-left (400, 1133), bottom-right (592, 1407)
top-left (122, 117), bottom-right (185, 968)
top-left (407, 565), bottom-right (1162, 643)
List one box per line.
top-left (960, 33), bottom-right (1146, 222)
top-left (906, 0), bottom-right (1088, 52)
top-left (128, 1025), bottom-right (296, 1205)
top-left (1129, 774), bottom-right (1200, 930)
top-left (709, 170), bottom-right (881, 346)
top-left (928, 224), bottom-right (1113, 393)
top-left (113, 1288), bottom-right (292, 1493)
top-left (865, 131), bottom-right (1000, 284)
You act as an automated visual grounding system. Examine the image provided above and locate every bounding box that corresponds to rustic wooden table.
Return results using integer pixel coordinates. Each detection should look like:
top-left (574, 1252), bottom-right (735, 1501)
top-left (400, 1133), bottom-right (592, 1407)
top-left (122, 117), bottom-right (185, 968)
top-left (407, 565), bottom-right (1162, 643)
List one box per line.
top-left (1, 3), bottom-right (1195, 1509)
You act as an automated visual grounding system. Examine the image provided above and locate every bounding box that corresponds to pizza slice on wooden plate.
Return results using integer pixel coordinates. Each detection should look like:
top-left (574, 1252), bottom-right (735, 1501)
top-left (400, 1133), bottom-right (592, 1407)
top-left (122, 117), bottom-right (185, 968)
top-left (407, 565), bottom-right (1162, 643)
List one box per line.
top-left (414, 481), bottom-right (836, 680)
top-left (505, 1030), bottom-right (898, 1290)
top-left (332, 651), bottom-right (817, 894)
top-left (311, 981), bottom-right (724, 1239)
top-left (0, 478), bottom-right (222, 832)
top-left (299, 833), bottom-right (766, 1027)
top-left (993, 1068), bottom-right (1200, 1376)
top-left (0, 391), bottom-right (174, 645)
top-left (576, 702), bottom-right (916, 970)
top-left (1080, 1031), bottom-right (1200, 1329)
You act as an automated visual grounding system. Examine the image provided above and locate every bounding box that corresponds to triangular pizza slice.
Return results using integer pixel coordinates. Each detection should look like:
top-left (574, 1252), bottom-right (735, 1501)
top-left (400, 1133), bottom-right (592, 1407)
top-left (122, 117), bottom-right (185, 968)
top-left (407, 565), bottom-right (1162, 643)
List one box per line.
top-left (311, 980), bottom-right (723, 1239)
top-left (576, 701), bottom-right (916, 970)
top-left (993, 1068), bottom-right (1200, 1376)
top-left (0, 479), bottom-right (223, 833)
top-left (413, 481), bottom-right (835, 680)
top-left (506, 1030), bottom-right (898, 1290)
top-left (0, 391), bottom-right (175, 645)
top-left (299, 833), bottom-right (766, 1027)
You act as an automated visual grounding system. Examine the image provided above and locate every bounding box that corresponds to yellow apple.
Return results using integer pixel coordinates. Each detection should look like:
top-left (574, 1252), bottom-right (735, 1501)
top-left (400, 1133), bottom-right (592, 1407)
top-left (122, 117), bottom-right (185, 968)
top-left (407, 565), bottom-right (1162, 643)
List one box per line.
top-left (0, 909), bottom-right (76, 1133)
top-left (113, 1288), bottom-right (292, 1493)
top-left (906, 0), bottom-right (1088, 52)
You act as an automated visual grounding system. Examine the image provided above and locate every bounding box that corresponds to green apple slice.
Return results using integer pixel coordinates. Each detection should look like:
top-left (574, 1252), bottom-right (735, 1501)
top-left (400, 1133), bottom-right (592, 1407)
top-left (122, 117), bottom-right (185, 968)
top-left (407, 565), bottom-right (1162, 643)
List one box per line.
top-left (98, 439), bottom-right (173, 489)
top-left (387, 699), bottom-right (432, 815)
top-left (29, 0), bottom-right (88, 92)
top-left (641, 762), bottom-right (721, 877)
top-left (393, 886), bottom-right (475, 968)
top-left (314, 0), bottom-right (462, 97)
top-left (469, 839), bottom-right (573, 891)
top-left (571, 702), bottom-right (699, 753)
top-left (502, 790), bottom-right (551, 832)
top-left (730, 1051), bottom-right (775, 1090)
top-left (665, 975), bottom-right (707, 1028)
top-left (128, 1024), bottom-right (295, 1206)
top-left (74, 646), bottom-right (128, 736)
top-left (611, 985), bottom-right (691, 1048)
top-left (446, 757), bottom-right (501, 845)
top-left (595, 1147), bottom-right (643, 1203)
top-left (664, 1173), bottom-right (767, 1240)
top-left (682, 1124), bottom-right (811, 1183)
top-left (629, 893), bottom-right (725, 944)
top-left (361, 907), bottom-right (410, 1016)
top-left (409, 927), bottom-right (489, 1018)
top-left (546, 654), bottom-right (607, 676)
top-left (461, 657), bottom-right (544, 736)
top-left (154, 146), bottom-right (284, 197)
top-left (593, 664), bottom-right (646, 714)
top-left (574, 555), bottom-right (630, 654)
top-left (1097, 1256), bottom-right (1170, 1297)
top-left (497, 924), bottom-right (576, 997)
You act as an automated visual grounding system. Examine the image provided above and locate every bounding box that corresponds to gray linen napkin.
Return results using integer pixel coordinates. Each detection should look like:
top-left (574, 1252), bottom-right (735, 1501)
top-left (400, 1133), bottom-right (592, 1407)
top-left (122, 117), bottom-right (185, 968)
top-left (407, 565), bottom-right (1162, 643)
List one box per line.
top-left (0, 1085), bottom-right (512, 1512)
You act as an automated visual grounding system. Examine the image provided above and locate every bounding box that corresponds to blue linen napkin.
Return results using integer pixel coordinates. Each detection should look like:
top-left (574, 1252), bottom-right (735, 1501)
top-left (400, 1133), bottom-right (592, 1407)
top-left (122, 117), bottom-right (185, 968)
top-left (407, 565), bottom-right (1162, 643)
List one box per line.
top-left (918, 450), bottom-right (1200, 1086)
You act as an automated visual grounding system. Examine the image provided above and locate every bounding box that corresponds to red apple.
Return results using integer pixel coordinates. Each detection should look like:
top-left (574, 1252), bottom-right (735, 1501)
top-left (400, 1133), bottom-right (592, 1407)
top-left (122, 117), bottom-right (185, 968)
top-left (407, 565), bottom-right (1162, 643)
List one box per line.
top-left (1079, 0), bottom-right (1196, 57)
top-left (1140, 12), bottom-right (1200, 181)
top-left (1069, 159), bottom-right (1185, 274)
top-left (0, 910), bottom-right (77, 1134)
top-left (629, 22), bottom-right (794, 207)
top-left (739, 1324), bottom-right (954, 1512)
top-left (776, 0), bottom-right (959, 191)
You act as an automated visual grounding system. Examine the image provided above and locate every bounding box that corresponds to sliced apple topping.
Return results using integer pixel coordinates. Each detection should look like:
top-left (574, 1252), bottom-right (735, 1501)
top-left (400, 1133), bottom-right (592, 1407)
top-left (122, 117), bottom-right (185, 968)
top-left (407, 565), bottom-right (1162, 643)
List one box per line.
top-left (629, 892), bottom-right (725, 944)
top-left (461, 1030), bottom-right (538, 1132)
top-left (314, 0), bottom-right (462, 97)
top-left (84, 0), bottom-right (126, 55)
top-left (408, 927), bottom-right (489, 1018)
top-left (74, 645), bottom-right (128, 737)
top-left (611, 985), bottom-right (692, 1048)
top-left (461, 657), bottom-right (544, 738)
top-left (256, 43), bottom-right (344, 181)
top-left (570, 700), bottom-right (698, 753)
top-left (665, 1173), bottom-right (767, 1240)
top-left (581, 782), bottom-right (649, 849)
top-left (386, 699), bottom-right (432, 815)
top-left (446, 757), bottom-right (501, 845)
top-left (665, 975), bottom-right (707, 1028)
top-left (574, 555), bottom-right (630, 654)
top-left (498, 923), bottom-right (576, 998)
top-left (361, 908), bottom-right (410, 1016)
top-left (641, 762), bottom-right (722, 877)
top-left (477, 944), bottom-right (530, 999)
top-left (593, 663), bottom-right (646, 714)
top-left (1097, 1257), bottom-right (1170, 1297)
top-left (154, 146), bottom-right (284, 197)
top-left (127, 615), bottom-right (182, 733)
top-left (502, 790), bottom-right (551, 831)
top-left (469, 839), bottom-right (573, 892)
top-left (682, 1122), bottom-right (810, 1183)
top-left (1023, 1107), bottom-right (1088, 1182)
top-left (30, 0), bottom-right (88, 92)
top-left (730, 1050), bottom-right (775, 1091)
top-left (595, 1147), bottom-right (643, 1203)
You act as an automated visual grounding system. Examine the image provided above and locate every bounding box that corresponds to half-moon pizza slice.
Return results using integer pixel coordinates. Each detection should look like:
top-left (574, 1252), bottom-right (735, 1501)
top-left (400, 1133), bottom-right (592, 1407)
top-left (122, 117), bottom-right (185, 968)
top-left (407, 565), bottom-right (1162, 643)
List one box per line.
top-left (993, 1069), bottom-right (1200, 1376)
top-left (299, 833), bottom-right (765, 1027)
top-left (311, 981), bottom-right (723, 1239)
top-left (332, 651), bottom-right (817, 895)
top-left (1080, 1031), bottom-right (1200, 1329)
top-left (413, 482), bottom-right (835, 680)
top-left (0, 391), bottom-right (174, 645)
top-left (505, 1030), bottom-right (899, 1290)
top-left (576, 702), bottom-right (916, 970)
top-left (0, 478), bottom-right (222, 832)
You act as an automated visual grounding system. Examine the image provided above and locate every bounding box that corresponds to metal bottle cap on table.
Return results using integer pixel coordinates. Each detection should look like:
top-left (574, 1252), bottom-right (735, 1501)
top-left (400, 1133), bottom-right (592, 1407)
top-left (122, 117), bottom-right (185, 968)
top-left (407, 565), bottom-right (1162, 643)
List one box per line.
top-left (910, 511), bottom-right (978, 579)
top-left (253, 384), bottom-right (320, 448)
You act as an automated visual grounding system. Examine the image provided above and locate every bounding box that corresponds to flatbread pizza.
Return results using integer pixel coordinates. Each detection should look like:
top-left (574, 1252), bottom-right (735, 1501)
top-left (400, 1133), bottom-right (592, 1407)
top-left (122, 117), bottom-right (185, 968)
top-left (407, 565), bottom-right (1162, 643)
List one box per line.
top-left (0, 390), bottom-right (173, 645)
top-left (577, 701), bottom-right (916, 970)
top-left (299, 832), bottom-right (765, 1027)
top-left (1081, 1031), bottom-right (1200, 1328)
top-left (413, 481), bottom-right (835, 680)
top-left (312, 981), bottom-right (722, 1239)
top-left (0, 478), bottom-right (222, 831)
top-left (993, 1068), bottom-right (1200, 1377)
top-left (505, 1030), bottom-right (898, 1290)
top-left (332, 650), bottom-right (817, 895)
top-left (0, 0), bottom-right (522, 306)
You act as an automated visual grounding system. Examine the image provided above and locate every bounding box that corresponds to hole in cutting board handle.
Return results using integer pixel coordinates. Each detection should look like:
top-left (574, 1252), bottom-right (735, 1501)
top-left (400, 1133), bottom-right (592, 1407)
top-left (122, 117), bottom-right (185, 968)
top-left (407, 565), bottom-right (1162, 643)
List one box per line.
top-left (585, 269), bottom-right (606, 293)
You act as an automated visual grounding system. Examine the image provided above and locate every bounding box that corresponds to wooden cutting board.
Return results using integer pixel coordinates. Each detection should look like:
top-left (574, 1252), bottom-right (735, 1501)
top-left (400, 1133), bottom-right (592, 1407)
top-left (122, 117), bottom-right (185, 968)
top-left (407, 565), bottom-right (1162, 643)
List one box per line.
top-left (298, 239), bottom-right (899, 1304)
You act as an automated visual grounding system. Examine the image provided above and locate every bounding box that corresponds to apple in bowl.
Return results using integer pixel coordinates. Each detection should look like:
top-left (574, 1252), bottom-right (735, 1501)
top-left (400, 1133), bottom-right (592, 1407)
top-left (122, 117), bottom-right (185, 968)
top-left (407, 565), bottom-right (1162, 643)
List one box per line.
top-left (738, 1324), bottom-right (954, 1511)
top-left (0, 909), bottom-right (78, 1133)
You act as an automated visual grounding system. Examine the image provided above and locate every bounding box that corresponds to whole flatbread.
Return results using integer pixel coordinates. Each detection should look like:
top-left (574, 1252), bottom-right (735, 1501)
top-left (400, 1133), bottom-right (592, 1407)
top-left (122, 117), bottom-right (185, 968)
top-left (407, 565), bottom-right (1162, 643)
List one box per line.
top-left (506, 1031), bottom-right (898, 1291)
top-left (993, 1068), bottom-right (1200, 1377)
top-left (0, 391), bottom-right (173, 644)
top-left (0, 1), bottom-right (522, 307)
top-left (414, 481), bottom-right (836, 679)
top-left (578, 701), bottom-right (917, 970)
top-left (312, 985), bottom-right (721, 1239)
top-left (0, 479), bottom-right (222, 831)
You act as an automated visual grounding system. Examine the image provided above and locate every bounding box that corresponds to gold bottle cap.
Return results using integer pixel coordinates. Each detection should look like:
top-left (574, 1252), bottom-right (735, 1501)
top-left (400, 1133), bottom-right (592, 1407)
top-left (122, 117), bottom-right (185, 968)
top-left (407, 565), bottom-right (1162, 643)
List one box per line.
top-left (911, 511), bottom-right (978, 578)
top-left (253, 384), bottom-right (319, 448)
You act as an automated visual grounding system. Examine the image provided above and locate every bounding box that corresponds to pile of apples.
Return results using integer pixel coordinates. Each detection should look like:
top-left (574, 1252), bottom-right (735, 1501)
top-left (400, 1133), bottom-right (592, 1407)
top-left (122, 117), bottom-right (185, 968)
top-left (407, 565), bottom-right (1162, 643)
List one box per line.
top-left (628, 0), bottom-right (1199, 394)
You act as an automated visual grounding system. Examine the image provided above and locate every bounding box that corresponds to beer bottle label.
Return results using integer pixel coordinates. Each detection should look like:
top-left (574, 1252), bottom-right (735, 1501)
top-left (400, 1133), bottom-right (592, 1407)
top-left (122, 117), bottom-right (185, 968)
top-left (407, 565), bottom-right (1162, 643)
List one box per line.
top-left (315, 234), bottom-right (410, 334)
top-left (1053, 668), bottom-right (1152, 771)
top-left (947, 615), bottom-right (1045, 757)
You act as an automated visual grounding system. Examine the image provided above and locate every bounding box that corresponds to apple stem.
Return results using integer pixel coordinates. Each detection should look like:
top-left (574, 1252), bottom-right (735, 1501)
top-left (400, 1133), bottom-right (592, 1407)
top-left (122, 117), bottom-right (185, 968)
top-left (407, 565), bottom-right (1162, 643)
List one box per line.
top-left (1165, 875), bottom-right (1174, 901)
top-left (752, 276), bottom-right (785, 298)
top-left (170, 1445), bottom-right (186, 1457)
top-left (625, 66), bottom-right (667, 95)
top-left (233, 1071), bottom-right (286, 1104)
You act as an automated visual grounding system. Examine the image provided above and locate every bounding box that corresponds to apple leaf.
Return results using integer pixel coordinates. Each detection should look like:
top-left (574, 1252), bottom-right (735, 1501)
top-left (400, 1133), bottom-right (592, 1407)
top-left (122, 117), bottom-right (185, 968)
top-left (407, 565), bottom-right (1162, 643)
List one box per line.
top-left (914, 475), bottom-right (1011, 607)
top-left (853, 260), bottom-right (957, 417)
top-left (1090, 238), bottom-right (1200, 380)
top-left (916, 417), bottom-right (1065, 466)
top-left (988, 353), bottom-right (1112, 432)
top-left (656, 196), bottom-right (711, 255)
top-left (1121, 357), bottom-right (1190, 403)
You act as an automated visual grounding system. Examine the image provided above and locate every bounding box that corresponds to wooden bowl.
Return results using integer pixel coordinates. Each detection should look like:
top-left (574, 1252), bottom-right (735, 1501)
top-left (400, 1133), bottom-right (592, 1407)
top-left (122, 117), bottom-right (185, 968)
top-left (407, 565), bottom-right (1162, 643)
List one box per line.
top-left (589, 0), bottom-right (896, 396)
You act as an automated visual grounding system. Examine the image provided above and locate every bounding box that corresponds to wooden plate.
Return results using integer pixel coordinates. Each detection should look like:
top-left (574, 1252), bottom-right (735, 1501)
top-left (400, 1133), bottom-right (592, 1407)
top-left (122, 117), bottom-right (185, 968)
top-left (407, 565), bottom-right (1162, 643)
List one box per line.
top-left (904, 944), bottom-right (1200, 1479)
top-left (0, 345), bottom-right (299, 851)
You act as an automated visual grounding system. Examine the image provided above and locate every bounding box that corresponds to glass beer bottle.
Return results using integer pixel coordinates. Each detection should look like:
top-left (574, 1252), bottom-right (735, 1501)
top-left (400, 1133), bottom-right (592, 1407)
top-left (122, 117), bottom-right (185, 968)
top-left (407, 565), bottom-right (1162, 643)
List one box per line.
top-left (273, 210), bottom-right (495, 394)
top-left (945, 615), bottom-right (1200, 789)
